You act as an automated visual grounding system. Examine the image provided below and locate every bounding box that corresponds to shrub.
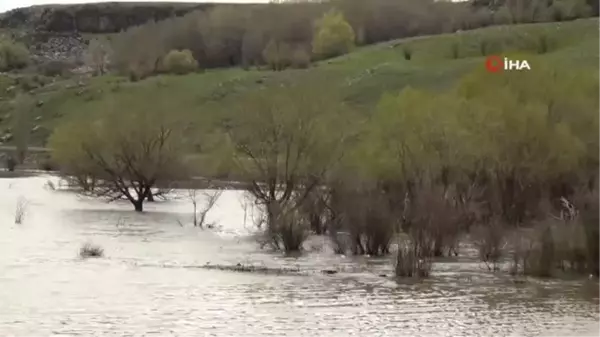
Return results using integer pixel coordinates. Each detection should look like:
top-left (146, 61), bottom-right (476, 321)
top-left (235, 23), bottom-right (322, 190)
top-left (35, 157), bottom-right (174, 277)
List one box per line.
top-left (14, 197), bottom-right (28, 224)
top-left (450, 41), bottom-right (460, 59)
top-left (326, 183), bottom-right (395, 256)
top-left (15, 76), bottom-right (40, 91)
top-left (38, 157), bottom-right (57, 171)
top-left (79, 242), bottom-right (104, 258)
top-left (509, 215), bottom-right (594, 277)
top-left (472, 221), bottom-right (506, 272)
top-left (262, 40), bottom-right (292, 71)
top-left (403, 45), bottom-right (412, 60)
top-left (38, 60), bottom-right (72, 77)
top-left (290, 47), bottom-right (311, 69)
top-left (405, 186), bottom-right (462, 258)
top-left (312, 9), bottom-right (356, 59)
top-left (261, 206), bottom-right (310, 253)
top-left (0, 40), bottom-right (29, 71)
top-left (550, 0), bottom-right (592, 21)
top-left (5, 155), bottom-right (16, 171)
top-left (479, 39), bottom-right (489, 56)
top-left (537, 34), bottom-right (552, 54)
top-left (574, 189), bottom-right (599, 276)
top-left (162, 49), bottom-right (198, 75)
top-left (395, 231), bottom-right (434, 278)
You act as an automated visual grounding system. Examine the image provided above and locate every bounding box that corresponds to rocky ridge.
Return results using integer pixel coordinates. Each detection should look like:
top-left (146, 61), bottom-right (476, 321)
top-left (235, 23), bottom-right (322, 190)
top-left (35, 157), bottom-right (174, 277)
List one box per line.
top-left (0, 2), bottom-right (225, 65)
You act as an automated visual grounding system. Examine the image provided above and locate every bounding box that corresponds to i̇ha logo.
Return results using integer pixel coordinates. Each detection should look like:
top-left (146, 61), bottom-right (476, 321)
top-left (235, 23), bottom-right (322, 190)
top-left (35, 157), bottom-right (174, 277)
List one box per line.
top-left (485, 55), bottom-right (531, 73)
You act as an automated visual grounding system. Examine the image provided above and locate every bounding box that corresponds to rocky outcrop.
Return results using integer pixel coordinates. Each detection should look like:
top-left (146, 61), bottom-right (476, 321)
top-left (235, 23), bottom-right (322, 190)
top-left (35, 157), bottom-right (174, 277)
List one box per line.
top-left (27, 32), bottom-right (87, 63)
top-left (0, 2), bottom-right (217, 33)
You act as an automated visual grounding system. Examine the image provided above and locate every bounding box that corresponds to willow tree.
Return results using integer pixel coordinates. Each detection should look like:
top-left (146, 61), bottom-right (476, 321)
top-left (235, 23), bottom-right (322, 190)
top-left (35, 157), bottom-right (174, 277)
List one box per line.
top-left (49, 92), bottom-right (190, 212)
top-left (363, 87), bottom-right (468, 257)
top-left (455, 58), bottom-right (598, 223)
top-left (312, 9), bottom-right (356, 59)
top-left (225, 82), bottom-right (348, 251)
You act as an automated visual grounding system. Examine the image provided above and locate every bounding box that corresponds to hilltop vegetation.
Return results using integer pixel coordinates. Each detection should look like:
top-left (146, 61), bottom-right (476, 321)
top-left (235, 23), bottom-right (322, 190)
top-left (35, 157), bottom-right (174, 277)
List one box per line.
top-left (0, 2), bottom-right (213, 33)
top-left (0, 17), bottom-right (596, 148)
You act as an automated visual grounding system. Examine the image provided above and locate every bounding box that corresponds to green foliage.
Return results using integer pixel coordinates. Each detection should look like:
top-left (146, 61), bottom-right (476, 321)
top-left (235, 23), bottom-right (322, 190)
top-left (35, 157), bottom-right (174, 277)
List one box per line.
top-left (0, 39), bottom-right (29, 71)
top-left (102, 0), bottom-right (594, 75)
top-left (226, 82), bottom-right (347, 182)
top-left (38, 60), bottom-right (71, 77)
top-left (12, 18), bottom-right (598, 151)
top-left (312, 9), bottom-right (356, 59)
top-left (262, 40), bottom-right (292, 71)
top-left (402, 45), bottom-right (412, 60)
top-left (50, 91), bottom-right (190, 174)
top-left (550, 0), bottom-right (593, 21)
top-left (364, 87), bottom-right (465, 182)
top-left (289, 47), bottom-right (311, 69)
top-left (224, 81), bottom-right (350, 252)
top-left (450, 40), bottom-right (460, 59)
top-left (11, 94), bottom-right (36, 164)
top-left (49, 91), bottom-right (191, 211)
top-left (455, 58), bottom-right (599, 180)
top-left (162, 49), bottom-right (198, 75)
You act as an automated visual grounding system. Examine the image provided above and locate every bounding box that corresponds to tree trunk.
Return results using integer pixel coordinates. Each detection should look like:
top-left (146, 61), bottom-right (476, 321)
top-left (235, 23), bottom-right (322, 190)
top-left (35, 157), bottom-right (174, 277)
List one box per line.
top-left (134, 200), bottom-right (144, 212)
top-left (146, 191), bottom-right (155, 202)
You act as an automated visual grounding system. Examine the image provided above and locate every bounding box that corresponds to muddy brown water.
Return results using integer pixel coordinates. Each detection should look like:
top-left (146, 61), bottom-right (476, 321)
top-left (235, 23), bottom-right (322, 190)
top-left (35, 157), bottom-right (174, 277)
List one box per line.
top-left (1, 175), bottom-right (598, 336)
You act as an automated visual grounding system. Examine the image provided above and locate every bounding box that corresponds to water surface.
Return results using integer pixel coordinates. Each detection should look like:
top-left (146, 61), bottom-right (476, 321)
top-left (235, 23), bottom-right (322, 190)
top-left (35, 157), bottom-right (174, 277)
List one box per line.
top-left (0, 175), bottom-right (598, 336)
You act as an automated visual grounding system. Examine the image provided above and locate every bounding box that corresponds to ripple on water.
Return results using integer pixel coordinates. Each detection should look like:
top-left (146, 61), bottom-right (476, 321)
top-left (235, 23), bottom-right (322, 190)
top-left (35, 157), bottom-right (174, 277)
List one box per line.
top-left (0, 176), bottom-right (598, 336)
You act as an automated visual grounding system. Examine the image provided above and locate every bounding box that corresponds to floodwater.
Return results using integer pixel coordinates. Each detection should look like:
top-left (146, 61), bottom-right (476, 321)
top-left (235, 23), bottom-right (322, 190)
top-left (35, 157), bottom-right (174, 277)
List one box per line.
top-left (0, 175), bottom-right (598, 336)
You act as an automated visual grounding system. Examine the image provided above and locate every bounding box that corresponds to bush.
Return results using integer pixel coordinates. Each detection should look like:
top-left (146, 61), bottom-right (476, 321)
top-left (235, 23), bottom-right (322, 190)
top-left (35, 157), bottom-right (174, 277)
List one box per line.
top-left (38, 157), bottom-right (58, 171)
top-left (403, 46), bottom-right (412, 60)
top-left (479, 39), bottom-right (489, 56)
top-left (38, 60), bottom-right (72, 77)
top-left (312, 9), bottom-right (356, 59)
top-left (509, 211), bottom-right (596, 277)
top-left (162, 49), bottom-right (198, 75)
top-left (450, 41), bottom-right (460, 59)
top-left (536, 34), bottom-right (552, 54)
top-left (5, 155), bottom-right (16, 171)
top-left (14, 197), bottom-right (28, 224)
top-left (395, 232), bottom-right (433, 278)
top-left (262, 40), bottom-right (292, 71)
top-left (261, 206), bottom-right (310, 253)
top-left (573, 189), bottom-right (599, 276)
top-left (472, 221), bottom-right (506, 272)
top-left (326, 182), bottom-right (395, 256)
top-left (0, 40), bottom-right (29, 71)
top-left (290, 47), bottom-right (311, 69)
top-left (550, 0), bottom-right (592, 21)
top-left (79, 242), bottom-right (104, 258)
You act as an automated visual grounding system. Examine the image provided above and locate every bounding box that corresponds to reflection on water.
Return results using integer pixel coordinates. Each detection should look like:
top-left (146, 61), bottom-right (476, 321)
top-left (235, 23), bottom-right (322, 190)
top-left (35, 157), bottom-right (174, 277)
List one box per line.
top-left (0, 175), bottom-right (598, 336)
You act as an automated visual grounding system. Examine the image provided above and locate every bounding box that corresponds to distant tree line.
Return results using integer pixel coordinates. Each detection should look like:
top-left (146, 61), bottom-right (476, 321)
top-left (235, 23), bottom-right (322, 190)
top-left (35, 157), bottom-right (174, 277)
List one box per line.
top-left (105, 0), bottom-right (595, 78)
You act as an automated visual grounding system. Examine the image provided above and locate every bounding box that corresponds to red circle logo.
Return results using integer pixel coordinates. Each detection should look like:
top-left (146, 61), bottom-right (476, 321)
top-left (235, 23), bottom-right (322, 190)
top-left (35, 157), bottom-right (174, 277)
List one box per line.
top-left (485, 55), bottom-right (503, 73)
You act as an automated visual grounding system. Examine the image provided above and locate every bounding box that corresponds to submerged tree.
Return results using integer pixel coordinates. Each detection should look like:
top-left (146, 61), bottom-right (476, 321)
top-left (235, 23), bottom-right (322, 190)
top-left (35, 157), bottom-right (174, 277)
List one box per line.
top-left (225, 82), bottom-right (348, 251)
top-left (49, 93), bottom-right (190, 212)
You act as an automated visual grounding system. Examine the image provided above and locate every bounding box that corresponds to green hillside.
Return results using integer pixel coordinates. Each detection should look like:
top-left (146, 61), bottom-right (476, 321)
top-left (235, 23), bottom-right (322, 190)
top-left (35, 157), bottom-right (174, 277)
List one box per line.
top-left (0, 18), bottom-right (597, 149)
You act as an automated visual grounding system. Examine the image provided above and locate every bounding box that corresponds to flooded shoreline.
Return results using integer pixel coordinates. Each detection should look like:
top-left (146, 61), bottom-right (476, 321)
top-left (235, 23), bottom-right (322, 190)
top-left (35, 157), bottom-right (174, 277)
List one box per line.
top-left (1, 175), bottom-right (598, 336)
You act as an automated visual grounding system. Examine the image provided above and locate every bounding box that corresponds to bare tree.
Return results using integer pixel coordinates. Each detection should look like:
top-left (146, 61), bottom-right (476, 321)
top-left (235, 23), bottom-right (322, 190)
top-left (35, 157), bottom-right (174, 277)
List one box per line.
top-left (14, 196), bottom-right (29, 224)
top-left (85, 37), bottom-right (113, 75)
top-left (187, 188), bottom-right (223, 228)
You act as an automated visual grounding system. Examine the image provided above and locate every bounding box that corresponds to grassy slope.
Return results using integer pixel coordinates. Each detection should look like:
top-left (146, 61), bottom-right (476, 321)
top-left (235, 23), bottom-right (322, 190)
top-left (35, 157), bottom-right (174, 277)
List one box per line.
top-left (0, 18), bottom-right (597, 149)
